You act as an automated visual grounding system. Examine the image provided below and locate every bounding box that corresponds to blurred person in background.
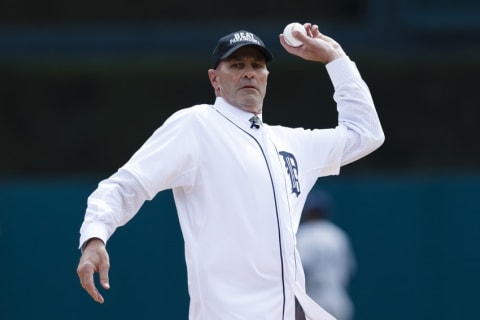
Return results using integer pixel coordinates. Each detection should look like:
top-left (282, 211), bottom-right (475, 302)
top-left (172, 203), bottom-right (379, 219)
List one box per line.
top-left (296, 189), bottom-right (356, 320)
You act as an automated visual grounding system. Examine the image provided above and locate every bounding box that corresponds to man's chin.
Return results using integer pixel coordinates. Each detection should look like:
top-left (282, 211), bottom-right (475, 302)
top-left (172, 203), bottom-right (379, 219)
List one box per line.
top-left (239, 98), bottom-right (263, 113)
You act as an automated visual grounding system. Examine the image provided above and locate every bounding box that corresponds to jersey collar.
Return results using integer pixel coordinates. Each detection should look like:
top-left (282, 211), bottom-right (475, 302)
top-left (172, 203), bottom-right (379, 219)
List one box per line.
top-left (213, 97), bottom-right (264, 131)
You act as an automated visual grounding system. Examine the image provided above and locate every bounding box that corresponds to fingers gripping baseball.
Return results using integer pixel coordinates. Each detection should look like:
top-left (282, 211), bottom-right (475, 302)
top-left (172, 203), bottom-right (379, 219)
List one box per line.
top-left (280, 22), bottom-right (346, 64)
top-left (77, 238), bottom-right (110, 303)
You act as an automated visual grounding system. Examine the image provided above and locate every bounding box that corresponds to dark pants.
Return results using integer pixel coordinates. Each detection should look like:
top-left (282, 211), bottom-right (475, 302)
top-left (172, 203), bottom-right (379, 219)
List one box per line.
top-left (295, 298), bottom-right (306, 320)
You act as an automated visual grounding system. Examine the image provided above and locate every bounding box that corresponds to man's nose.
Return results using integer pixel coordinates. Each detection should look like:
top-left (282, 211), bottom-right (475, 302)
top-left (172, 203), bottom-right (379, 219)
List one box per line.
top-left (243, 67), bottom-right (255, 78)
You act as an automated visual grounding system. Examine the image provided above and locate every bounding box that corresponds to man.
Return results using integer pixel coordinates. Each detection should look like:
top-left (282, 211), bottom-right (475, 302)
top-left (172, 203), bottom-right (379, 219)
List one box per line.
top-left (297, 189), bottom-right (356, 320)
top-left (77, 23), bottom-right (384, 320)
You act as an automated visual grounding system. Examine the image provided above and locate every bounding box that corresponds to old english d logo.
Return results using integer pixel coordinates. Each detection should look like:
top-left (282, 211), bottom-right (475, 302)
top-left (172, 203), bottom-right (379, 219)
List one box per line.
top-left (279, 151), bottom-right (301, 197)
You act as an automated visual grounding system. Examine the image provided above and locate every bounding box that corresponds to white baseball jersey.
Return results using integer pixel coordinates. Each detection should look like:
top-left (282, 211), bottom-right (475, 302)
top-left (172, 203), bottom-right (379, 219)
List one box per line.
top-left (79, 56), bottom-right (384, 320)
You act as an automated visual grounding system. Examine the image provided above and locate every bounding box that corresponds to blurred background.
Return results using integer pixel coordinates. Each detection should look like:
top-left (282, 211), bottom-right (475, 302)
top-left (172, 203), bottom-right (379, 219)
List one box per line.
top-left (1, 0), bottom-right (479, 319)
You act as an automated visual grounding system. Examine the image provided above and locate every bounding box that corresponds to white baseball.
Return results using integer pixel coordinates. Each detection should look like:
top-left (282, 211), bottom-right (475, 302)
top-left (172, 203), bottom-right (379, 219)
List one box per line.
top-left (283, 22), bottom-right (307, 47)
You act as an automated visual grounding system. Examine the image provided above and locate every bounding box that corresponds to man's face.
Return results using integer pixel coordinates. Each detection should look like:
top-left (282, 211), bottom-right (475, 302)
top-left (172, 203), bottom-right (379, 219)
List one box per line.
top-left (208, 46), bottom-right (269, 114)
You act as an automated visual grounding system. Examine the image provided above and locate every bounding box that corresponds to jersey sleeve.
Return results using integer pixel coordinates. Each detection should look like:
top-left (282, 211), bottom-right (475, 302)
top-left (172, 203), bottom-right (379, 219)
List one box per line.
top-left (79, 107), bottom-right (200, 248)
top-left (326, 56), bottom-right (385, 165)
top-left (299, 126), bottom-right (347, 179)
top-left (279, 57), bottom-right (384, 183)
top-left (123, 107), bottom-right (200, 197)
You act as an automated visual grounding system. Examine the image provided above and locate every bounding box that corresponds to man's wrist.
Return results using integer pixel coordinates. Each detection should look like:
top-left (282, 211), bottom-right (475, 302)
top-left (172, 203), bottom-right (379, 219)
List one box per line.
top-left (81, 237), bottom-right (104, 253)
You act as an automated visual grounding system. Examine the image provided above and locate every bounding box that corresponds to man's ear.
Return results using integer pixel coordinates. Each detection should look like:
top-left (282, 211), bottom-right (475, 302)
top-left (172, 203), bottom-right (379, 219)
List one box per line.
top-left (208, 69), bottom-right (218, 90)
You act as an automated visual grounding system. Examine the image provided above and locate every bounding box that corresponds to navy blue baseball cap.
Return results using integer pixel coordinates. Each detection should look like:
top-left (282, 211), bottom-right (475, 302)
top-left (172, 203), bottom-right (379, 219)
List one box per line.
top-left (212, 30), bottom-right (273, 68)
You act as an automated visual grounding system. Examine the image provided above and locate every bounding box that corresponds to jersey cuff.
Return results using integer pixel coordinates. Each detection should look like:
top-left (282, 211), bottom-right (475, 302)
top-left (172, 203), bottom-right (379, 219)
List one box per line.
top-left (326, 56), bottom-right (361, 88)
top-left (79, 223), bottom-right (109, 250)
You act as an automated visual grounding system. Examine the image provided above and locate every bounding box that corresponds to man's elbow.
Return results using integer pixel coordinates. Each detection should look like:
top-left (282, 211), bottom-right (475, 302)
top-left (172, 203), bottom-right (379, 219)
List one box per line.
top-left (370, 129), bottom-right (385, 151)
